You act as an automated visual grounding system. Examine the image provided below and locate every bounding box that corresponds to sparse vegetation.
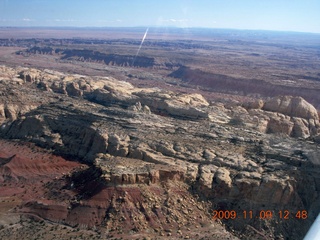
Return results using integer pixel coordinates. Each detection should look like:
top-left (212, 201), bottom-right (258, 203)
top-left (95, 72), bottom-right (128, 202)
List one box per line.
top-left (0, 28), bottom-right (319, 240)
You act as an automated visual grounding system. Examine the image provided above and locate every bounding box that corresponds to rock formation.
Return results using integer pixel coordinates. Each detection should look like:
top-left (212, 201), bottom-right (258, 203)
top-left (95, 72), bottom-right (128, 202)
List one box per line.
top-left (0, 66), bottom-right (320, 239)
top-left (240, 96), bottom-right (320, 138)
top-left (263, 95), bottom-right (319, 120)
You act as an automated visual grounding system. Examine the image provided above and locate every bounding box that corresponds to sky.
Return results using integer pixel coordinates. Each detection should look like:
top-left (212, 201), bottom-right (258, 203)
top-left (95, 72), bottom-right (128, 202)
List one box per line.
top-left (0, 0), bottom-right (319, 33)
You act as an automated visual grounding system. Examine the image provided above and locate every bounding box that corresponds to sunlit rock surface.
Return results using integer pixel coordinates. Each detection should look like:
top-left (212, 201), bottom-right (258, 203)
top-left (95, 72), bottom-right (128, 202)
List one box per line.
top-left (0, 66), bottom-right (319, 239)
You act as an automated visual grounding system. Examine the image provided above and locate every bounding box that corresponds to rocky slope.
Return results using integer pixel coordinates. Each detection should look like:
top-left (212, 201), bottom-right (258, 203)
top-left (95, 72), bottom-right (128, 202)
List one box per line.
top-left (0, 65), bottom-right (320, 239)
top-left (17, 47), bottom-right (181, 69)
top-left (169, 66), bottom-right (320, 109)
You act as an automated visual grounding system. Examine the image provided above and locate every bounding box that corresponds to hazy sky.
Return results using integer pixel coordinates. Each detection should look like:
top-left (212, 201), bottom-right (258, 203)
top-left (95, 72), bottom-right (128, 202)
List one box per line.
top-left (0, 0), bottom-right (319, 33)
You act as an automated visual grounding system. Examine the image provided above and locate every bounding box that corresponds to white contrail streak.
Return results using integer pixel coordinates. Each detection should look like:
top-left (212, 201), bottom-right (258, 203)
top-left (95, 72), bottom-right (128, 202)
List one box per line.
top-left (132, 28), bottom-right (149, 66)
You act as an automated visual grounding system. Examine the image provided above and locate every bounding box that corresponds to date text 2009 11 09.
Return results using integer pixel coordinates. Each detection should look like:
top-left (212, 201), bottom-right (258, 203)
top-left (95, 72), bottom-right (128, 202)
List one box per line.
top-left (212, 210), bottom-right (308, 220)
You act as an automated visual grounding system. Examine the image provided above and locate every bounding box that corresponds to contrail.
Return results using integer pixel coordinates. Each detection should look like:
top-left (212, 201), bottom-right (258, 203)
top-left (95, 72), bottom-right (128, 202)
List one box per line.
top-left (132, 28), bottom-right (149, 66)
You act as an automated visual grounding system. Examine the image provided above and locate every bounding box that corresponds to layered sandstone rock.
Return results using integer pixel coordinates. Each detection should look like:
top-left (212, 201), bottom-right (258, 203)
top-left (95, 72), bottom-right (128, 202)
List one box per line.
top-left (0, 103), bottom-right (38, 123)
top-left (17, 68), bottom-right (210, 119)
top-left (0, 109), bottom-right (109, 162)
top-left (95, 155), bottom-right (184, 185)
top-left (263, 95), bottom-right (319, 120)
top-left (1, 66), bottom-right (320, 240)
top-left (242, 96), bottom-right (320, 138)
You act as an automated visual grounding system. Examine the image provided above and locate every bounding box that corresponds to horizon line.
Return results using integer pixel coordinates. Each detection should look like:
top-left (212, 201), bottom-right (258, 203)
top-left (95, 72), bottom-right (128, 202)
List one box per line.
top-left (0, 26), bottom-right (320, 35)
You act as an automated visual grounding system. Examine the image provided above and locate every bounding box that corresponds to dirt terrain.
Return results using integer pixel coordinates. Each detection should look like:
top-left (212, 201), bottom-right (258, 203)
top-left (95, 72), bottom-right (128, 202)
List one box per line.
top-left (1, 27), bottom-right (320, 106)
top-left (0, 28), bottom-right (320, 239)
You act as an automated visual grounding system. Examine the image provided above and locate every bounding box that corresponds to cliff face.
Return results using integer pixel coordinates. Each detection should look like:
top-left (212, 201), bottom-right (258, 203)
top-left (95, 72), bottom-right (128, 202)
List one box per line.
top-left (169, 66), bottom-right (320, 109)
top-left (237, 96), bottom-right (320, 138)
top-left (0, 66), bottom-right (320, 239)
top-left (19, 47), bottom-right (158, 68)
top-left (60, 49), bottom-right (156, 68)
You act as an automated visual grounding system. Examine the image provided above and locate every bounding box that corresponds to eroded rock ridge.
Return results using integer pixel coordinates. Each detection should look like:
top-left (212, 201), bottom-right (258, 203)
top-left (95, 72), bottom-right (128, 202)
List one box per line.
top-left (0, 65), bottom-right (320, 239)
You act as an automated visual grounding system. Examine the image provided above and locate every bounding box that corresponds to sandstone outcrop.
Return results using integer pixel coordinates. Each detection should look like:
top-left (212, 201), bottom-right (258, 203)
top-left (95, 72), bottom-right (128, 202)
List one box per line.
top-left (241, 96), bottom-right (320, 138)
top-left (212, 168), bottom-right (232, 194)
top-left (95, 155), bottom-right (184, 185)
top-left (128, 102), bottom-right (151, 114)
top-left (0, 104), bottom-right (37, 122)
top-left (17, 68), bottom-right (209, 119)
top-left (263, 95), bottom-right (319, 120)
top-left (1, 66), bottom-right (320, 240)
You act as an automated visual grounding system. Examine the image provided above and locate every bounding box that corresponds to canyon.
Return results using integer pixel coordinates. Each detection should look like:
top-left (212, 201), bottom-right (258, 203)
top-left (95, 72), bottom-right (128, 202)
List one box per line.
top-left (0, 27), bottom-right (320, 239)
